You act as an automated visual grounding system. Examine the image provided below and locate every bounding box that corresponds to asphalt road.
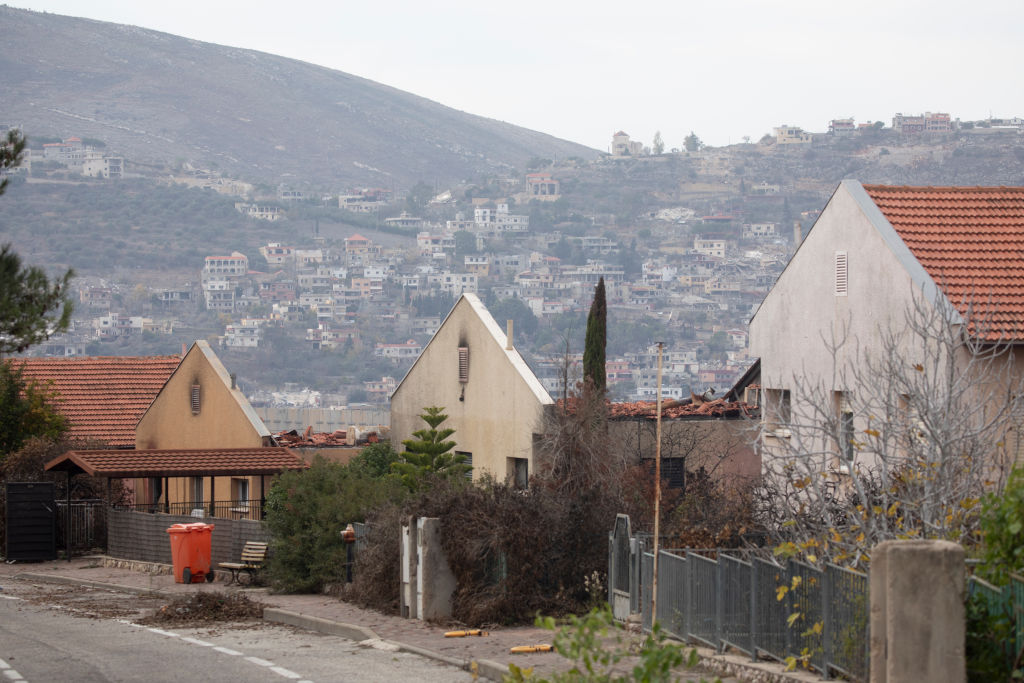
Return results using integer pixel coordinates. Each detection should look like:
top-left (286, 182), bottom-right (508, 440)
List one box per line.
top-left (0, 580), bottom-right (474, 683)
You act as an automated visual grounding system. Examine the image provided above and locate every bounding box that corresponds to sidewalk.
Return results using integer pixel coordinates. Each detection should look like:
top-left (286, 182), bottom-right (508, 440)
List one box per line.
top-left (0, 556), bottom-right (804, 682)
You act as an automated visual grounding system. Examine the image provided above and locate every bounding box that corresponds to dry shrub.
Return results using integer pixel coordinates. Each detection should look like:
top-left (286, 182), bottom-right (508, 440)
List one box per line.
top-left (340, 500), bottom-right (403, 612)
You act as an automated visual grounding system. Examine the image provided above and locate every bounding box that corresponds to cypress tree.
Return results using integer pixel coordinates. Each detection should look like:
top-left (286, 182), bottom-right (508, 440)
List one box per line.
top-left (582, 277), bottom-right (607, 393)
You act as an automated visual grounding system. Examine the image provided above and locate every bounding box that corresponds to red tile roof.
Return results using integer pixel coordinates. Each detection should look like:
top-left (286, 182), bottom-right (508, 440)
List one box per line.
top-left (14, 356), bottom-right (182, 447)
top-left (45, 447), bottom-right (308, 478)
top-left (864, 185), bottom-right (1024, 340)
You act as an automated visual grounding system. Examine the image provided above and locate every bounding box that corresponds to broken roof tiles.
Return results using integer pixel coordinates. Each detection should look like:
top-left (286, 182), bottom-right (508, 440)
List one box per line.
top-left (557, 397), bottom-right (754, 420)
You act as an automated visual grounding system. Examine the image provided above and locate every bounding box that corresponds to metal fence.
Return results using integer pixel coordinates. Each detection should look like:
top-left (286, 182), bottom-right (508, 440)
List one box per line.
top-left (969, 573), bottom-right (1024, 662)
top-left (115, 499), bottom-right (264, 521)
top-left (55, 499), bottom-right (106, 552)
top-left (618, 537), bottom-right (869, 681)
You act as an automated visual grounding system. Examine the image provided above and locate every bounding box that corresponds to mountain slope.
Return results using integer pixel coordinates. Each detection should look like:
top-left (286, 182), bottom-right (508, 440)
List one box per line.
top-left (0, 7), bottom-right (597, 187)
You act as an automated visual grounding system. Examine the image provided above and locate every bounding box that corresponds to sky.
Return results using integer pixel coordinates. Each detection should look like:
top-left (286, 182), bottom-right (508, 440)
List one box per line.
top-left (12, 1), bottom-right (1024, 152)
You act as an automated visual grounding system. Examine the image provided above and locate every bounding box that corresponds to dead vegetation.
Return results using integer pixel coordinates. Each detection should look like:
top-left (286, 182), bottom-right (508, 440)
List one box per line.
top-left (140, 591), bottom-right (265, 627)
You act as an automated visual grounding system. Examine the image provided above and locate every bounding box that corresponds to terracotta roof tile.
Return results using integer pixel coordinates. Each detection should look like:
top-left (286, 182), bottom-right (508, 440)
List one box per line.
top-left (863, 184), bottom-right (1024, 340)
top-left (13, 355), bottom-right (182, 447)
top-left (557, 397), bottom-right (754, 420)
top-left (46, 447), bottom-right (308, 477)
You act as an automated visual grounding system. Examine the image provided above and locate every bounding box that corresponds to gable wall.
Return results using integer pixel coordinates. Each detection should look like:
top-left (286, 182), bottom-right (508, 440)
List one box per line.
top-left (135, 345), bottom-right (266, 450)
top-left (391, 296), bottom-right (551, 482)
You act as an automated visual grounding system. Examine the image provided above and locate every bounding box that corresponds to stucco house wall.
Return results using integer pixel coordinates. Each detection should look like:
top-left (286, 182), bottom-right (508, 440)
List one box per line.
top-left (390, 294), bottom-right (553, 483)
top-left (135, 340), bottom-right (272, 505)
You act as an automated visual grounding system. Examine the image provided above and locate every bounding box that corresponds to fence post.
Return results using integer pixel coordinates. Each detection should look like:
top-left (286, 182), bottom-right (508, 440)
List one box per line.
top-left (715, 555), bottom-right (724, 653)
top-left (683, 551), bottom-right (692, 640)
top-left (750, 557), bottom-right (759, 662)
top-left (822, 565), bottom-right (833, 680)
top-left (784, 560), bottom-right (793, 660)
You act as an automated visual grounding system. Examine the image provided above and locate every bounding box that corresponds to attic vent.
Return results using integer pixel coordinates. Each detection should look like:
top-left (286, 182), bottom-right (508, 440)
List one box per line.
top-left (834, 251), bottom-right (848, 296)
top-left (458, 346), bottom-right (469, 383)
top-left (191, 384), bottom-right (201, 415)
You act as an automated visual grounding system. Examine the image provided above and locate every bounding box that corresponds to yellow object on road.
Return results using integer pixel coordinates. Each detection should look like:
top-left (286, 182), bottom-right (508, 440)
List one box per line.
top-left (509, 644), bottom-right (553, 654)
top-left (444, 629), bottom-right (489, 638)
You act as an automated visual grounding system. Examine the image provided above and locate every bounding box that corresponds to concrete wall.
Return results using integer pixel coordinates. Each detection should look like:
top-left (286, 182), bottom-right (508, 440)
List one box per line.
top-left (255, 406), bottom-right (390, 433)
top-left (107, 508), bottom-right (269, 567)
top-left (399, 517), bottom-right (455, 621)
top-left (870, 540), bottom-right (965, 683)
top-left (610, 417), bottom-right (759, 483)
top-left (391, 294), bottom-right (553, 482)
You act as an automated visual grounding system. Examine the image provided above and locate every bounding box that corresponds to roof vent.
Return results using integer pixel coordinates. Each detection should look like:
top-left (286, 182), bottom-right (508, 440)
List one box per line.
top-left (458, 346), bottom-right (469, 383)
top-left (191, 384), bottom-right (201, 415)
top-left (834, 251), bottom-right (848, 296)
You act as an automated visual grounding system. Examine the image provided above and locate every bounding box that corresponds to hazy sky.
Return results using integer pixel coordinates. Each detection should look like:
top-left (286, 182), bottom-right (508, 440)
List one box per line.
top-left (13, 1), bottom-right (1024, 151)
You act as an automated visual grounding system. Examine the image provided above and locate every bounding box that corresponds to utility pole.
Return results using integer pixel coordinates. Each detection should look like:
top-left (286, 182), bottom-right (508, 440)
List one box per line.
top-left (651, 341), bottom-right (663, 624)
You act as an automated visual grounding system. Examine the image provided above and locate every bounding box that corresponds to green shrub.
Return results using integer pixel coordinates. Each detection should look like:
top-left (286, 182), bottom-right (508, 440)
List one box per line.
top-left (264, 457), bottom-right (406, 592)
top-left (978, 466), bottom-right (1024, 585)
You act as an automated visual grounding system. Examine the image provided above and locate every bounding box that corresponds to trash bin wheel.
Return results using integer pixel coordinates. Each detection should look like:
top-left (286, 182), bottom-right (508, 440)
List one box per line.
top-left (206, 570), bottom-right (215, 583)
top-left (183, 567), bottom-right (192, 584)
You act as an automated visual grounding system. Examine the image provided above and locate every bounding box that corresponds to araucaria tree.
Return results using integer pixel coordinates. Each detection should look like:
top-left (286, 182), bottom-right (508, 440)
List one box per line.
top-left (582, 277), bottom-right (607, 393)
top-left (392, 406), bottom-right (470, 488)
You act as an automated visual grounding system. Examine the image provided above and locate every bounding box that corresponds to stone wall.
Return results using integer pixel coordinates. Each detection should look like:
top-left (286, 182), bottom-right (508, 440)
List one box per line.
top-left (107, 509), bottom-right (269, 566)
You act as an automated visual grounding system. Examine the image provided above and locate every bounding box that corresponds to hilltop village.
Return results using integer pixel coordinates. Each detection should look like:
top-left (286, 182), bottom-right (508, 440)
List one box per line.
top-left (11, 112), bottom-right (1024, 412)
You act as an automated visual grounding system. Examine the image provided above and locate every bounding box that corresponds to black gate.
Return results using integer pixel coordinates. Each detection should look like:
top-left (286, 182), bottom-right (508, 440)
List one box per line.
top-left (4, 482), bottom-right (57, 562)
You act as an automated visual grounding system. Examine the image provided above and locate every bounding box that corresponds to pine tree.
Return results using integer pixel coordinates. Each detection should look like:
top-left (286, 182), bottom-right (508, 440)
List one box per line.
top-left (392, 406), bottom-right (470, 489)
top-left (582, 277), bottom-right (607, 393)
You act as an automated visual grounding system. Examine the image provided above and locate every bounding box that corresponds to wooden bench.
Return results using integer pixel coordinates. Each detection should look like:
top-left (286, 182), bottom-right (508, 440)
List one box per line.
top-left (218, 541), bottom-right (268, 585)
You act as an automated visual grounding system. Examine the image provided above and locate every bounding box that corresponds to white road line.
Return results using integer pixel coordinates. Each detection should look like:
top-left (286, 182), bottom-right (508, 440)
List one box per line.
top-left (0, 595), bottom-right (21, 601)
top-left (245, 656), bottom-right (274, 667)
top-left (2, 668), bottom-right (24, 681)
top-left (270, 667), bottom-right (301, 679)
top-left (181, 637), bottom-right (214, 647)
top-left (213, 646), bottom-right (241, 656)
top-left (0, 659), bottom-right (8, 669)
top-left (145, 628), bottom-right (179, 637)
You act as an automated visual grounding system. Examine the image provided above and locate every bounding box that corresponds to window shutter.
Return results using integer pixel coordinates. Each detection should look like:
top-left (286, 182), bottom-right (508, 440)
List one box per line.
top-left (834, 251), bottom-right (848, 296)
top-left (458, 346), bottom-right (469, 383)
top-left (191, 384), bottom-right (201, 414)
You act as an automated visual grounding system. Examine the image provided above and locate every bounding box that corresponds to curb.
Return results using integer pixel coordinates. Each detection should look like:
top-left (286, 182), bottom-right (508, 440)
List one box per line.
top-left (14, 572), bottom-right (171, 597)
top-left (262, 607), bottom-right (510, 681)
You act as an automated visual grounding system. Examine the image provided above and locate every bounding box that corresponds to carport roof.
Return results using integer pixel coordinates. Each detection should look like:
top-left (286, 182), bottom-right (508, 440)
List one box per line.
top-left (44, 447), bottom-right (308, 478)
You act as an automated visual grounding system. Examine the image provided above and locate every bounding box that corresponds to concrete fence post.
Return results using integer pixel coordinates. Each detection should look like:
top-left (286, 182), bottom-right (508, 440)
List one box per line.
top-left (869, 540), bottom-right (965, 683)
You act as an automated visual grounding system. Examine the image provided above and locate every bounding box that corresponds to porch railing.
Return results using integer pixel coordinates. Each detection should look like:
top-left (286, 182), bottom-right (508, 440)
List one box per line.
top-left (114, 499), bottom-right (264, 521)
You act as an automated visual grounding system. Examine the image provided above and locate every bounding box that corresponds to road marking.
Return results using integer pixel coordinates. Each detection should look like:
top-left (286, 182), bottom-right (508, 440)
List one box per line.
top-left (270, 667), bottom-right (301, 679)
top-left (0, 595), bottom-right (21, 601)
top-left (146, 628), bottom-right (179, 637)
top-left (2, 667), bottom-right (24, 681)
top-left (213, 647), bottom-right (241, 656)
top-left (245, 657), bottom-right (274, 667)
top-left (181, 637), bottom-right (214, 647)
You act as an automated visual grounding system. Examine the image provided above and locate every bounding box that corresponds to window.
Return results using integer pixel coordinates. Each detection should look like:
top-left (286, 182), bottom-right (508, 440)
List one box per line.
top-left (231, 477), bottom-right (249, 504)
top-left (834, 251), bottom-right (848, 296)
top-left (764, 388), bottom-right (791, 435)
top-left (835, 392), bottom-right (854, 461)
top-left (191, 477), bottom-right (204, 505)
top-left (191, 384), bottom-right (201, 415)
top-left (456, 451), bottom-right (473, 480)
top-left (508, 457), bottom-right (529, 489)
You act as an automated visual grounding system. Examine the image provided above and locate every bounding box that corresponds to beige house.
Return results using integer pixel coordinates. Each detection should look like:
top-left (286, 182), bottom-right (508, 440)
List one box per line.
top-left (390, 293), bottom-right (554, 485)
top-left (135, 340), bottom-right (273, 508)
top-left (749, 180), bottom-right (1024, 476)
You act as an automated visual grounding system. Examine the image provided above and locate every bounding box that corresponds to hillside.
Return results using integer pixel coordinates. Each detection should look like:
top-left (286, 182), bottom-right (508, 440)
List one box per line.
top-left (0, 6), bottom-right (598, 188)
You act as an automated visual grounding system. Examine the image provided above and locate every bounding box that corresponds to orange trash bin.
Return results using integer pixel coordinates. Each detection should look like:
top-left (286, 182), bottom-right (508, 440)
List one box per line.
top-left (167, 522), bottom-right (216, 583)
